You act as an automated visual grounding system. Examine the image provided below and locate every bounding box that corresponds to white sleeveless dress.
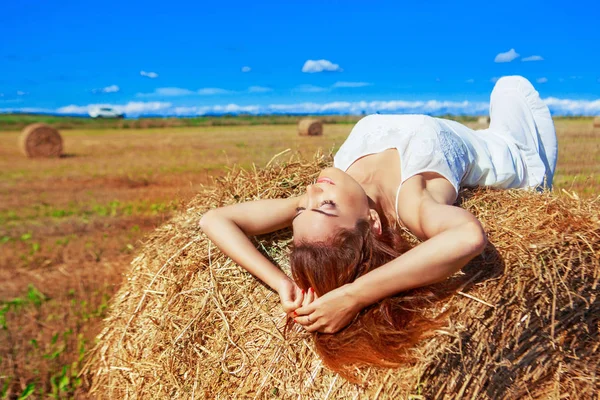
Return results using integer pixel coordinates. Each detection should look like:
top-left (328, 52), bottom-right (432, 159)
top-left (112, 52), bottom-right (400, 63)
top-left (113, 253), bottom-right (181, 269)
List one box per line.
top-left (334, 76), bottom-right (558, 198)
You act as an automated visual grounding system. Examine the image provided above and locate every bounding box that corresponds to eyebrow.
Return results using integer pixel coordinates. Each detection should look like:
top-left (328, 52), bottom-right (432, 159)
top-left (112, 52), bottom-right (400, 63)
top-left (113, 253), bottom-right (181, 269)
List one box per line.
top-left (292, 209), bottom-right (338, 221)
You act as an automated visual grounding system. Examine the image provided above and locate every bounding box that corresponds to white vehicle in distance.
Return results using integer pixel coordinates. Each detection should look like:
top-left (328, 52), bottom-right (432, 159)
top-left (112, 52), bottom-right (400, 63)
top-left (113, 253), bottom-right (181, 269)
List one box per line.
top-left (88, 107), bottom-right (125, 119)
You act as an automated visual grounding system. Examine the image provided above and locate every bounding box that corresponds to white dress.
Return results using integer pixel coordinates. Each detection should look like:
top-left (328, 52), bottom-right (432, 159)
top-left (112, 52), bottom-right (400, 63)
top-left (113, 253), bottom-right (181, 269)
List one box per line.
top-left (334, 76), bottom-right (558, 199)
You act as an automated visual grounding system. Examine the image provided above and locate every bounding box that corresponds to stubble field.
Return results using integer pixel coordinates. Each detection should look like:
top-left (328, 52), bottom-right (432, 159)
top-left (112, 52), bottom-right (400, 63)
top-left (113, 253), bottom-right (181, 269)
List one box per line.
top-left (0, 118), bottom-right (598, 398)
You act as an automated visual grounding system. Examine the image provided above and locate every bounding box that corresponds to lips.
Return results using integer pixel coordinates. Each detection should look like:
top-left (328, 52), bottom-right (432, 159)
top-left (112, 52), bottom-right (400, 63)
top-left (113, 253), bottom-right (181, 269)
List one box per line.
top-left (316, 177), bottom-right (335, 185)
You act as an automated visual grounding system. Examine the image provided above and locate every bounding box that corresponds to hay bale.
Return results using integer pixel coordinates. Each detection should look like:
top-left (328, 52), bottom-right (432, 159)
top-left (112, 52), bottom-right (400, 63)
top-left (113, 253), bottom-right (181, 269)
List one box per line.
top-left (298, 118), bottom-right (323, 136)
top-left (87, 154), bottom-right (600, 399)
top-left (478, 116), bottom-right (490, 125)
top-left (593, 116), bottom-right (600, 128)
top-left (19, 123), bottom-right (63, 158)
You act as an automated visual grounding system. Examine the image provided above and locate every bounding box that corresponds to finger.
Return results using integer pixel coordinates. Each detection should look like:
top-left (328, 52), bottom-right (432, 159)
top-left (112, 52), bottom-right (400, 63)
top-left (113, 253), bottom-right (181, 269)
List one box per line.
top-left (305, 320), bottom-right (324, 333)
top-left (302, 288), bottom-right (314, 307)
top-left (294, 314), bottom-right (316, 326)
top-left (292, 289), bottom-right (304, 309)
top-left (294, 302), bottom-right (317, 316)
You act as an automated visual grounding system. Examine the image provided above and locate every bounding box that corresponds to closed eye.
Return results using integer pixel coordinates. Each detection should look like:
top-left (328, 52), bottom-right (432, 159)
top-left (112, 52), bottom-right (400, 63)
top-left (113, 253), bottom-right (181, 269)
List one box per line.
top-left (293, 200), bottom-right (338, 220)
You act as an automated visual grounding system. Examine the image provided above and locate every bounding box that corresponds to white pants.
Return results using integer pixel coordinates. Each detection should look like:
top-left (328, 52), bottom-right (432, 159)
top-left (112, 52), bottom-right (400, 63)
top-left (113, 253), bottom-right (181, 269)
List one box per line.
top-left (482, 76), bottom-right (557, 188)
top-left (439, 76), bottom-right (558, 190)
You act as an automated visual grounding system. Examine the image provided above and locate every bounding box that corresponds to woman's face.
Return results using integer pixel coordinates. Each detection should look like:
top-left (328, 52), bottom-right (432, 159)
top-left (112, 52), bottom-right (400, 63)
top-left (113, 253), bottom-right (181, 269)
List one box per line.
top-left (292, 167), bottom-right (370, 243)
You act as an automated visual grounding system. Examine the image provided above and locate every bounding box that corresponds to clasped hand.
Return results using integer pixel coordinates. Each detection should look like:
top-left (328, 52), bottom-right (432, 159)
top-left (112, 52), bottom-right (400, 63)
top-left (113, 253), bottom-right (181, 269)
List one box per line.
top-left (277, 278), bottom-right (361, 334)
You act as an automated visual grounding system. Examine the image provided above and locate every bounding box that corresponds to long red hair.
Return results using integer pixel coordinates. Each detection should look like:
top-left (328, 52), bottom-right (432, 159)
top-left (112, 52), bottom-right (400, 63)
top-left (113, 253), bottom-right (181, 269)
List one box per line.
top-left (290, 219), bottom-right (443, 381)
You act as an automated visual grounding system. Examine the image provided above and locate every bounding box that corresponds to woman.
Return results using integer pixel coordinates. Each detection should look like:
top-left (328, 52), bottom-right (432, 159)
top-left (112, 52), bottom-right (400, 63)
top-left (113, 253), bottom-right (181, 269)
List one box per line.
top-left (199, 76), bottom-right (557, 374)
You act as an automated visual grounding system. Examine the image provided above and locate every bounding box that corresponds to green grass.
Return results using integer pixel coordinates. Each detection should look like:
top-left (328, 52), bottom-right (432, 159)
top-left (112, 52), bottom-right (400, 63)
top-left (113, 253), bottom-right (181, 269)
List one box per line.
top-left (0, 199), bottom-right (178, 230)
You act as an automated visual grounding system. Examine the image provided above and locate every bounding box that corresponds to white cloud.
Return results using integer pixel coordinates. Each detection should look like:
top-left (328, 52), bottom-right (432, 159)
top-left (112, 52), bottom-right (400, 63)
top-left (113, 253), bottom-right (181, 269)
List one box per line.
top-left (248, 86), bottom-right (272, 93)
top-left (197, 88), bottom-right (233, 95)
top-left (522, 55), bottom-right (544, 62)
top-left (4, 96), bottom-right (600, 118)
top-left (537, 77), bottom-right (548, 84)
top-left (301, 59), bottom-right (342, 73)
top-left (494, 48), bottom-right (520, 63)
top-left (465, 79), bottom-right (475, 84)
top-left (543, 97), bottom-right (600, 115)
top-left (0, 106), bottom-right (51, 113)
top-left (294, 84), bottom-right (329, 93)
top-left (140, 87), bottom-right (195, 97)
top-left (173, 104), bottom-right (262, 115)
top-left (56, 101), bottom-right (172, 116)
top-left (241, 66), bottom-right (251, 73)
top-left (137, 87), bottom-right (234, 97)
top-left (140, 70), bottom-right (159, 78)
top-left (332, 81), bottom-right (370, 88)
top-left (92, 85), bottom-right (119, 94)
top-left (17, 91), bottom-right (28, 96)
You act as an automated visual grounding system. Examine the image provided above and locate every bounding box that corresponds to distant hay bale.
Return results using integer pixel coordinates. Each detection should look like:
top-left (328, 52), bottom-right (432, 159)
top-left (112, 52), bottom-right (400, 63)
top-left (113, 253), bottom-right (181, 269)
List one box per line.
top-left (298, 118), bottom-right (323, 136)
top-left (19, 123), bottom-right (63, 158)
top-left (478, 116), bottom-right (490, 125)
top-left (593, 116), bottom-right (600, 128)
top-left (86, 154), bottom-right (600, 399)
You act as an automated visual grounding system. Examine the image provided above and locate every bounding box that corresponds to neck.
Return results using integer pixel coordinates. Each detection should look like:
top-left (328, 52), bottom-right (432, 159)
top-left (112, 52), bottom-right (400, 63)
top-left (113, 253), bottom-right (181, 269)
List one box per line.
top-left (359, 180), bottom-right (398, 228)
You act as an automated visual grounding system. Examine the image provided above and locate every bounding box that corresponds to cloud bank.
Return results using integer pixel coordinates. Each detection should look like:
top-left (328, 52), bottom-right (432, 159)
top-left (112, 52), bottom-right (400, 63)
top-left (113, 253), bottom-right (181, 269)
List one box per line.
top-left (494, 49), bottom-right (520, 63)
top-left (6, 99), bottom-right (600, 117)
top-left (301, 59), bottom-right (342, 73)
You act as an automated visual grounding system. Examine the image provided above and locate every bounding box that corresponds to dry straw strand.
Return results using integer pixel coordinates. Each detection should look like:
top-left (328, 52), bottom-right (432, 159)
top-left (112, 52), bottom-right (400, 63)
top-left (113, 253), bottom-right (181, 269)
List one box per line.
top-left (86, 152), bottom-right (600, 399)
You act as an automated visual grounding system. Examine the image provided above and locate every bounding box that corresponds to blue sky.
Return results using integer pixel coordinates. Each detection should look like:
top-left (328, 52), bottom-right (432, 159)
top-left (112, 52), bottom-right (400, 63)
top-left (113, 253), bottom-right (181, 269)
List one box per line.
top-left (1, 0), bottom-right (599, 116)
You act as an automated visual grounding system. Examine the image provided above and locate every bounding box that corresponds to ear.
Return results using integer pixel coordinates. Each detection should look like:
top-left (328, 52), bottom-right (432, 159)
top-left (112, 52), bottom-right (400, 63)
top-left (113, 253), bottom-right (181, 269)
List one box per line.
top-left (368, 209), bottom-right (383, 236)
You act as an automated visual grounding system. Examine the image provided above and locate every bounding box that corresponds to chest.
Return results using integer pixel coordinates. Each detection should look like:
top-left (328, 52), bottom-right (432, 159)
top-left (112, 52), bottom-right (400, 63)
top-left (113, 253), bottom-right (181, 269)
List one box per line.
top-left (345, 148), bottom-right (402, 179)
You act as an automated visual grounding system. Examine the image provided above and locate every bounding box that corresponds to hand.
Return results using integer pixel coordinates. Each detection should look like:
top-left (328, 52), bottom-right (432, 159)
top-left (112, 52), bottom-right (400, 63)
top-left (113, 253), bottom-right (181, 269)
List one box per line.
top-left (294, 284), bottom-right (362, 333)
top-left (276, 277), bottom-right (304, 316)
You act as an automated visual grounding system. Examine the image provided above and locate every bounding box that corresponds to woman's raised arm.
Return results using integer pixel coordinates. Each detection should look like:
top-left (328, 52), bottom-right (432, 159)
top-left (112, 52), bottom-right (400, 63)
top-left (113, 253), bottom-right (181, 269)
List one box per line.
top-left (294, 179), bottom-right (487, 333)
top-left (199, 196), bottom-right (304, 313)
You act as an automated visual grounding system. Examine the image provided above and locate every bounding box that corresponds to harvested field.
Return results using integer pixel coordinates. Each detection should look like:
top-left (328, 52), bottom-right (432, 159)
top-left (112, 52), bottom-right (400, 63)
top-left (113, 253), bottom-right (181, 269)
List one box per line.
top-left (0, 119), bottom-right (598, 398)
top-left (87, 154), bottom-right (599, 399)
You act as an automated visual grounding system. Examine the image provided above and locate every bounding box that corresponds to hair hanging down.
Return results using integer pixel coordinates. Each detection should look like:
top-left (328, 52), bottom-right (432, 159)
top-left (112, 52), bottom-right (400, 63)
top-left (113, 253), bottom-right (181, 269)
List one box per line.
top-left (290, 219), bottom-right (444, 381)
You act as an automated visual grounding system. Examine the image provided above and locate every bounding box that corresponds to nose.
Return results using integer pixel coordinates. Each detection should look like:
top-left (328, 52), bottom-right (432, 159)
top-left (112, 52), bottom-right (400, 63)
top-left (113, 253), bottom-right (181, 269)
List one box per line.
top-left (305, 184), bottom-right (323, 208)
top-left (306, 183), bottom-right (323, 194)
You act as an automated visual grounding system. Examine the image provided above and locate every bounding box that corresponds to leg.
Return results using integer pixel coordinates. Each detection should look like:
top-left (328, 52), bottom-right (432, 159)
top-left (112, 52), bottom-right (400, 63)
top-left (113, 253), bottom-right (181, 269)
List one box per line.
top-left (488, 76), bottom-right (557, 188)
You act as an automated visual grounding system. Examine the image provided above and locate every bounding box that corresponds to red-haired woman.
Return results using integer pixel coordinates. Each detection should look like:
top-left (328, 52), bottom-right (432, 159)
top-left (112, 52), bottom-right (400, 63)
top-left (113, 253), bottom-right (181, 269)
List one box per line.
top-left (200, 76), bottom-right (557, 376)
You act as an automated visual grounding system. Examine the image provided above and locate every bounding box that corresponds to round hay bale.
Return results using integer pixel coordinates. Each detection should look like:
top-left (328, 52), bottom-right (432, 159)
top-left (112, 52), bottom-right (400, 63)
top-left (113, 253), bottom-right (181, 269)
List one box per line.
top-left (86, 155), bottom-right (600, 399)
top-left (593, 116), bottom-right (600, 128)
top-left (19, 123), bottom-right (63, 158)
top-left (298, 118), bottom-right (323, 136)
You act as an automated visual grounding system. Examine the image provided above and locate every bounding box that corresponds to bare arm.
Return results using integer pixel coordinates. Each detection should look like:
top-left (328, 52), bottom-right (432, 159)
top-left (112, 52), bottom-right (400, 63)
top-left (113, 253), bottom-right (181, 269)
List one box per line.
top-left (348, 194), bottom-right (486, 308)
top-left (199, 196), bottom-right (304, 312)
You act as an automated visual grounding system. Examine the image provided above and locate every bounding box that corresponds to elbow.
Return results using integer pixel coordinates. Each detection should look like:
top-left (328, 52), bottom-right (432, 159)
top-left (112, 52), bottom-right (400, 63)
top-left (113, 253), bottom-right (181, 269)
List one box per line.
top-left (199, 209), bottom-right (217, 232)
top-left (464, 222), bottom-right (487, 256)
